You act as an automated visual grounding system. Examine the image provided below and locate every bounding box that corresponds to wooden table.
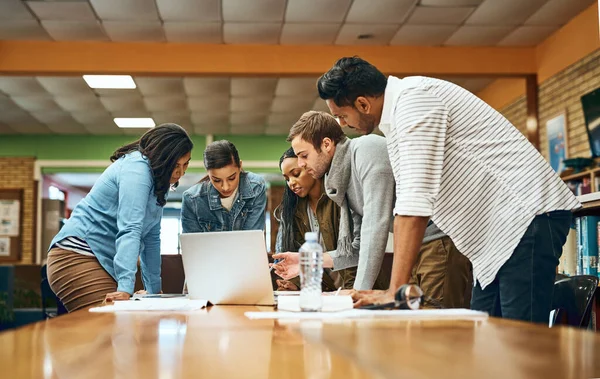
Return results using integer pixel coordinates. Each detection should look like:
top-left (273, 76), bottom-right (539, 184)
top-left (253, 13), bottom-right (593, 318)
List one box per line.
top-left (1, 306), bottom-right (600, 379)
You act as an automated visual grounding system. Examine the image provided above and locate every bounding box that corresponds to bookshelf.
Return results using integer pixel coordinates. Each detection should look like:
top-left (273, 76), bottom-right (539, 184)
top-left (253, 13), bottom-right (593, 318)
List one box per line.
top-left (561, 166), bottom-right (600, 197)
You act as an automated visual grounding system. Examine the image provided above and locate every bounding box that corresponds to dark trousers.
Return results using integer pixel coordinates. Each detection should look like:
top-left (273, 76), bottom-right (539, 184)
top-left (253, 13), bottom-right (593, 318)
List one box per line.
top-left (470, 211), bottom-right (571, 324)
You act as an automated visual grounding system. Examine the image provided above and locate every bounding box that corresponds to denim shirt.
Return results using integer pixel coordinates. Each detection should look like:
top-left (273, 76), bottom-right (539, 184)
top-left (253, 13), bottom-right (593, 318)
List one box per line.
top-left (50, 151), bottom-right (163, 295)
top-left (181, 171), bottom-right (267, 233)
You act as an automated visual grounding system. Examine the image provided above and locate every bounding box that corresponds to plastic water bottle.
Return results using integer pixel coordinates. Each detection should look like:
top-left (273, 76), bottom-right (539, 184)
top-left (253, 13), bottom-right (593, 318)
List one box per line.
top-left (299, 232), bottom-right (323, 312)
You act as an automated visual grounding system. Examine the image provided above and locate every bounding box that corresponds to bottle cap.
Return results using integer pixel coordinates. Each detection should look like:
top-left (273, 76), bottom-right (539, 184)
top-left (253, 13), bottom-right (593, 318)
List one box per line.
top-left (304, 232), bottom-right (318, 241)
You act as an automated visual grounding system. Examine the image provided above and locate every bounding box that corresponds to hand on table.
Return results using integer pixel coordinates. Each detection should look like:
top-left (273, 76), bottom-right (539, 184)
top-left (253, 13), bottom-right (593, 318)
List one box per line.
top-left (276, 279), bottom-right (299, 291)
top-left (351, 289), bottom-right (395, 308)
top-left (271, 252), bottom-right (300, 280)
top-left (103, 291), bottom-right (131, 305)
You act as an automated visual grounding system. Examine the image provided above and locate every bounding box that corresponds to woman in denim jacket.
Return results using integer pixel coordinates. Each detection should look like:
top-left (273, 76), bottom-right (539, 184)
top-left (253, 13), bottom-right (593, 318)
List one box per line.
top-left (181, 140), bottom-right (267, 233)
top-left (46, 124), bottom-right (194, 311)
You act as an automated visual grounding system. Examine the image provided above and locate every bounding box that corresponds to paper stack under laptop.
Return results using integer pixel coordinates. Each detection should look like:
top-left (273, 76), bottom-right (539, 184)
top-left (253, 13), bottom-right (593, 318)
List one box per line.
top-left (89, 298), bottom-right (209, 313)
top-left (277, 295), bottom-right (354, 312)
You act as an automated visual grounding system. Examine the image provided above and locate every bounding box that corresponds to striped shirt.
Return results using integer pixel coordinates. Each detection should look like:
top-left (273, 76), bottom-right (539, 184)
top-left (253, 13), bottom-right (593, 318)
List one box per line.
top-left (379, 76), bottom-right (581, 289)
top-left (55, 236), bottom-right (94, 257)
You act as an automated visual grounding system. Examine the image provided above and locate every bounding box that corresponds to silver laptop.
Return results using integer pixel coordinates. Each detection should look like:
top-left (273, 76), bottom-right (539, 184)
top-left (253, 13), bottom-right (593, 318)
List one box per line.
top-left (179, 230), bottom-right (275, 305)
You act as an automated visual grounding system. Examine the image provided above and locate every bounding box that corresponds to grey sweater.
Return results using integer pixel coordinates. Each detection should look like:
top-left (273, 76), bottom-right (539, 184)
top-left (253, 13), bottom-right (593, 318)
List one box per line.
top-left (325, 134), bottom-right (445, 290)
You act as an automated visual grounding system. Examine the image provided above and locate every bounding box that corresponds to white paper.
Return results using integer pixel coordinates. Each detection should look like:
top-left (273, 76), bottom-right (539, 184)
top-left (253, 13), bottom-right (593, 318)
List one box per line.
top-left (245, 308), bottom-right (489, 321)
top-left (277, 296), bottom-right (354, 312)
top-left (0, 200), bottom-right (19, 236)
top-left (274, 291), bottom-right (300, 296)
top-left (89, 298), bottom-right (209, 313)
top-left (0, 237), bottom-right (9, 256)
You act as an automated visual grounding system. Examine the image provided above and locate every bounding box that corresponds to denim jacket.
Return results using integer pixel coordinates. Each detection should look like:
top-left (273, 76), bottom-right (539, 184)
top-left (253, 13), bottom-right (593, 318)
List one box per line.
top-left (50, 151), bottom-right (163, 295)
top-left (181, 171), bottom-right (267, 233)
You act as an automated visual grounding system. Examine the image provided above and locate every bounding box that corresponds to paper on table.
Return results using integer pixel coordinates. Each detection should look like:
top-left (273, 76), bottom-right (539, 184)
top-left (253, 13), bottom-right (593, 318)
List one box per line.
top-left (277, 295), bottom-right (353, 312)
top-left (89, 298), bottom-right (209, 313)
top-left (274, 291), bottom-right (300, 296)
top-left (245, 308), bottom-right (488, 321)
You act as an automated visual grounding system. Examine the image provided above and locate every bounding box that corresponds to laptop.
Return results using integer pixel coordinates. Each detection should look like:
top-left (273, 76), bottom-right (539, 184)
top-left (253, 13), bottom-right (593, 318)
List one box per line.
top-left (179, 230), bottom-right (275, 306)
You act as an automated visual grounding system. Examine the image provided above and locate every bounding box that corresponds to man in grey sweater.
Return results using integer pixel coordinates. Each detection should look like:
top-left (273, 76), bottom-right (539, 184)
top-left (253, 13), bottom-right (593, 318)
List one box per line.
top-left (276, 111), bottom-right (471, 307)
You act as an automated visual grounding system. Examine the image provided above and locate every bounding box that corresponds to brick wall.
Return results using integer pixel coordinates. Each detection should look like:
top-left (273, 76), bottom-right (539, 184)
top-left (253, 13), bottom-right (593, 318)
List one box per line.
top-left (0, 157), bottom-right (36, 264)
top-left (501, 49), bottom-right (600, 159)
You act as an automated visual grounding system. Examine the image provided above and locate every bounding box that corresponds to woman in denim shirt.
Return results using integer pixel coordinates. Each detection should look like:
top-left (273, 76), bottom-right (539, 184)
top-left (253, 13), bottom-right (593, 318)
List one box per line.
top-left (181, 140), bottom-right (266, 233)
top-left (46, 124), bottom-right (194, 311)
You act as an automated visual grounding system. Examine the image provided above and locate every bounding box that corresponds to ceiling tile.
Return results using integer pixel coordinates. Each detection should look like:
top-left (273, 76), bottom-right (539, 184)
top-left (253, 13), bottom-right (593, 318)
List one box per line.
top-left (230, 113), bottom-right (267, 126)
top-left (0, 110), bottom-right (51, 134)
top-left (156, 0), bottom-right (221, 21)
top-left (71, 110), bottom-right (114, 124)
top-left (100, 96), bottom-right (146, 112)
top-left (0, 77), bottom-right (47, 95)
top-left (497, 26), bottom-right (558, 46)
top-left (151, 111), bottom-right (192, 125)
top-left (231, 78), bottom-right (277, 97)
top-left (275, 78), bottom-right (319, 96)
top-left (135, 77), bottom-right (184, 95)
top-left (111, 110), bottom-right (152, 118)
top-left (26, 1), bottom-right (97, 21)
top-left (420, 0), bottom-right (484, 5)
top-left (285, 0), bottom-right (352, 23)
top-left (90, 0), bottom-right (159, 21)
top-left (84, 124), bottom-right (125, 135)
top-left (0, 0), bottom-right (34, 20)
top-left (223, 0), bottom-right (285, 22)
top-left (525, 0), bottom-right (596, 26)
top-left (11, 122), bottom-right (52, 134)
top-left (193, 125), bottom-right (230, 134)
top-left (271, 97), bottom-right (315, 113)
top-left (36, 77), bottom-right (94, 95)
top-left (312, 99), bottom-right (331, 113)
top-left (102, 21), bottom-right (165, 42)
top-left (391, 25), bottom-right (458, 45)
top-left (466, 0), bottom-right (549, 26)
top-left (345, 0), bottom-right (416, 24)
top-left (31, 110), bottom-right (76, 124)
top-left (230, 97), bottom-right (272, 113)
top-left (55, 95), bottom-right (105, 112)
top-left (0, 20), bottom-right (51, 40)
top-left (0, 95), bottom-right (17, 112)
top-left (41, 20), bottom-right (108, 41)
top-left (163, 22), bottom-right (222, 43)
top-left (46, 123), bottom-right (88, 134)
top-left (267, 112), bottom-right (303, 127)
top-left (144, 96), bottom-right (188, 112)
top-left (230, 125), bottom-right (265, 135)
top-left (444, 25), bottom-right (515, 46)
top-left (11, 96), bottom-right (61, 112)
top-left (407, 6), bottom-right (475, 24)
top-left (280, 23), bottom-right (340, 45)
top-left (188, 97), bottom-right (230, 112)
top-left (191, 113), bottom-right (229, 125)
top-left (93, 88), bottom-right (141, 97)
top-left (223, 23), bottom-right (282, 44)
top-left (184, 78), bottom-right (230, 96)
top-left (335, 24), bottom-right (399, 45)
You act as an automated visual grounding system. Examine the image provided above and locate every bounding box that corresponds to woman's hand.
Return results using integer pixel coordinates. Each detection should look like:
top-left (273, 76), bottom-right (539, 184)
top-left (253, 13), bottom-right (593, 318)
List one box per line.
top-left (276, 279), bottom-right (299, 291)
top-left (103, 291), bottom-right (131, 304)
top-left (271, 252), bottom-right (300, 280)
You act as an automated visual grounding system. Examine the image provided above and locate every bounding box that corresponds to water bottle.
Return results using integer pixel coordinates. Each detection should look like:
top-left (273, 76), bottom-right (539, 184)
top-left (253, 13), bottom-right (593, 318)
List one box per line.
top-left (299, 232), bottom-right (323, 312)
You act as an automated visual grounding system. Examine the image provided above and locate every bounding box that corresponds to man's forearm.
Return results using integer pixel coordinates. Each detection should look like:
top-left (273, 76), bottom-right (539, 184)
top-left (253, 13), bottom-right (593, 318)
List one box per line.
top-left (389, 215), bottom-right (429, 292)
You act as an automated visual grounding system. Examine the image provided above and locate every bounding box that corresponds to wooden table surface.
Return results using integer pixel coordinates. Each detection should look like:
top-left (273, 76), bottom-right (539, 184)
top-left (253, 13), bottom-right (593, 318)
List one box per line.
top-left (1, 306), bottom-right (600, 379)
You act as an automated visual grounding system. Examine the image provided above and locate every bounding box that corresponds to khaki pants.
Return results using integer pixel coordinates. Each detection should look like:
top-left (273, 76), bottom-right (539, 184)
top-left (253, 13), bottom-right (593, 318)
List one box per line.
top-left (408, 236), bottom-right (473, 308)
top-left (47, 247), bottom-right (117, 312)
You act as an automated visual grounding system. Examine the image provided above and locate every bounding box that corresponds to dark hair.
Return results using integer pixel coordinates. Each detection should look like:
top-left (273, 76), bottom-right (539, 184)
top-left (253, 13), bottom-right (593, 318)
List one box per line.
top-left (286, 111), bottom-right (344, 152)
top-left (110, 123), bottom-right (193, 207)
top-left (274, 148), bottom-right (300, 252)
top-left (200, 140), bottom-right (241, 182)
top-left (317, 56), bottom-right (387, 107)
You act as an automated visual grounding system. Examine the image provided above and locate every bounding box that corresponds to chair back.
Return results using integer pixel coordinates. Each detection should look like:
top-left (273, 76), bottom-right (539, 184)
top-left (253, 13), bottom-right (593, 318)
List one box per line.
top-left (550, 275), bottom-right (599, 328)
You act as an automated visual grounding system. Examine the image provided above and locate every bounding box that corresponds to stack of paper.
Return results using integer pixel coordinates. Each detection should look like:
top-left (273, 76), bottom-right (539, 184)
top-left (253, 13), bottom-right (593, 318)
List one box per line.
top-left (89, 298), bottom-right (209, 313)
top-left (277, 296), bottom-right (353, 312)
top-left (245, 308), bottom-right (489, 320)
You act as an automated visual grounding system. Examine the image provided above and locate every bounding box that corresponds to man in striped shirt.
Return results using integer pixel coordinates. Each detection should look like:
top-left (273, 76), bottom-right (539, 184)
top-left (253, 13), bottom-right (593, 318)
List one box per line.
top-left (317, 56), bottom-right (580, 323)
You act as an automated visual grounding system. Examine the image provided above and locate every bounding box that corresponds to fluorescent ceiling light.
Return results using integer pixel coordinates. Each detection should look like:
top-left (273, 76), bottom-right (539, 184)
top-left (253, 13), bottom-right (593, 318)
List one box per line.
top-left (114, 118), bottom-right (155, 128)
top-left (83, 75), bottom-right (136, 89)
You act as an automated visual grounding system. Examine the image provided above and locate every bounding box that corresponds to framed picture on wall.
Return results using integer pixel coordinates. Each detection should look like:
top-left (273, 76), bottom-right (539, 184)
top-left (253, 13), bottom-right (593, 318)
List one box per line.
top-left (546, 111), bottom-right (569, 173)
